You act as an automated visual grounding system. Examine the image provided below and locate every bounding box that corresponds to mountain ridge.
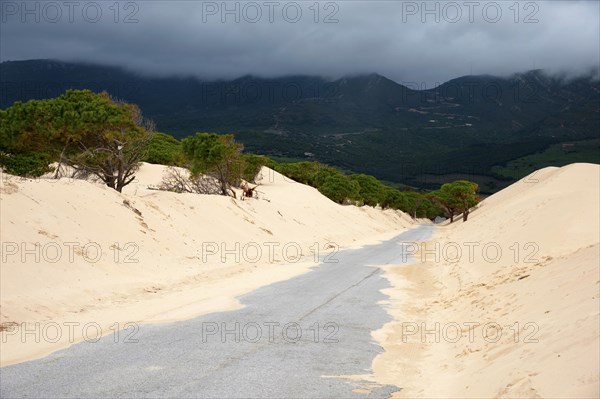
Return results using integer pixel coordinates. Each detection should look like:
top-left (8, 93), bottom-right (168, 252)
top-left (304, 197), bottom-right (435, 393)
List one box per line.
top-left (1, 59), bottom-right (599, 192)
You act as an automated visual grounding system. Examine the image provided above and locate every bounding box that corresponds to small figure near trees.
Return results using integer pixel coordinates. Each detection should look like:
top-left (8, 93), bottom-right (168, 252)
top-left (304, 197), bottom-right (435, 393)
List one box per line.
top-left (240, 182), bottom-right (258, 199)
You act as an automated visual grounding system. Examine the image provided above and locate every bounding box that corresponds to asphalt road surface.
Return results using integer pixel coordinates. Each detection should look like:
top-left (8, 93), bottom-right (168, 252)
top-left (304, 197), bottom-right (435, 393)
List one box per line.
top-left (0, 225), bottom-right (433, 399)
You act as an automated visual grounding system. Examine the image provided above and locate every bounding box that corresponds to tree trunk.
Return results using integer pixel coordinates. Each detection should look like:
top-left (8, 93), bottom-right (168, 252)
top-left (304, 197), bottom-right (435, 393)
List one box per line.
top-left (105, 173), bottom-right (116, 191)
top-left (463, 209), bottom-right (469, 221)
top-left (450, 214), bottom-right (454, 223)
top-left (220, 179), bottom-right (229, 196)
top-left (53, 145), bottom-right (69, 179)
top-left (116, 144), bottom-right (125, 193)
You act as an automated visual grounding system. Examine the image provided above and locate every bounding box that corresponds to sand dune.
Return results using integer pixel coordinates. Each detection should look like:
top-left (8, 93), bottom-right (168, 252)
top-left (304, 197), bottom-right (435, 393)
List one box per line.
top-left (372, 163), bottom-right (600, 398)
top-left (2, 161), bottom-right (598, 397)
top-left (0, 163), bottom-right (413, 365)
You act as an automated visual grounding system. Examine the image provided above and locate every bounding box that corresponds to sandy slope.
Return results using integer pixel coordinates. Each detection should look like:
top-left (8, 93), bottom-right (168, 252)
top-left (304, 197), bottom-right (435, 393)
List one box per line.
top-left (0, 163), bottom-right (413, 366)
top-left (372, 163), bottom-right (600, 398)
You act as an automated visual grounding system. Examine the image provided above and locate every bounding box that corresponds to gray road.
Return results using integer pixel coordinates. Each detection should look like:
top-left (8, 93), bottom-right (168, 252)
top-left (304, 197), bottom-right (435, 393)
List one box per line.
top-left (0, 225), bottom-right (433, 399)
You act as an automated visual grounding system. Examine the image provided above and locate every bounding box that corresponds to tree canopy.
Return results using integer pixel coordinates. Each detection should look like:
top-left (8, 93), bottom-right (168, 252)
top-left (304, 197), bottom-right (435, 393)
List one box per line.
top-left (0, 89), bottom-right (479, 217)
top-left (144, 132), bottom-right (184, 166)
top-left (440, 180), bottom-right (480, 221)
top-left (429, 180), bottom-right (480, 222)
top-left (317, 174), bottom-right (359, 204)
top-left (350, 174), bottom-right (385, 207)
top-left (0, 90), bottom-right (154, 192)
top-left (182, 133), bottom-right (245, 197)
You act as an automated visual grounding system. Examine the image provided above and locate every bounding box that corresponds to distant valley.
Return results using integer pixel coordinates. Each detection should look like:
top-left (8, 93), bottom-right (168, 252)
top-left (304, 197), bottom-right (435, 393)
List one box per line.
top-left (1, 60), bottom-right (598, 193)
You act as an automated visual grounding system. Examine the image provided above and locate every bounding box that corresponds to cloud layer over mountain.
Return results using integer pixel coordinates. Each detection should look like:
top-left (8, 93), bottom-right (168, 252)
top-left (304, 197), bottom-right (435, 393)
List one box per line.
top-left (1, 1), bottom-right (598, 85)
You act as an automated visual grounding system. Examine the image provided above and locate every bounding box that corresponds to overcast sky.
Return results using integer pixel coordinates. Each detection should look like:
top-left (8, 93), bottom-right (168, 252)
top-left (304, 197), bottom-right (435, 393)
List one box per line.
top-left (1, 0), bottom-right (599, 86)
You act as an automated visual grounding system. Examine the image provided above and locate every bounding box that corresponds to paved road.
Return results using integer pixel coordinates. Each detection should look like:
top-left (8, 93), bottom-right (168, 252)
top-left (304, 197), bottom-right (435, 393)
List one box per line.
top-left (0, 225), bottom-right (433, 399)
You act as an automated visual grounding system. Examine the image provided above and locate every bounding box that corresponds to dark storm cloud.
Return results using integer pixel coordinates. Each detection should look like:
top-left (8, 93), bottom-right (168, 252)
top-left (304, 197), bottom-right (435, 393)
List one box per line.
top-left (1, 0), bottom-right (598, 85)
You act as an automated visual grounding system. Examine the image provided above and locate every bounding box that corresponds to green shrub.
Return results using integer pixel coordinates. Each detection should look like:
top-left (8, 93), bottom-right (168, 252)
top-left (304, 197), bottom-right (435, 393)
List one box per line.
top-left (144, 132), bottom-right (184, 166)
top-left (240, 153), bottom-right (269, 183)
top-left (380, 187), bottom-right (405, 210)
top-left (0, 151), bottom-right (52, 177)
top-left (350, 174), bottom-right (386, 207)
top-left (318, 174), bottom-right (360, 204)
top-left (274, 161), bottom-right (321, 185)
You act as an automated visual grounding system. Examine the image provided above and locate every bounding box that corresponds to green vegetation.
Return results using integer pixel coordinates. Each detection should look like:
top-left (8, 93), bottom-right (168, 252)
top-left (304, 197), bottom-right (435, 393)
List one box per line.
top-left (491, 139), bottom-right (600, 180)
top-left (182, 133), bottom-right (246, 197)
top-left (4, 61), bottom-right (598, 195)
top-left (0, 152), bottom-right (52, 177)
top-left (240, 153), bottom-right (271, 183)
top-left (144, 132), bottom-right (184, 166)
top-left (350, 174), bottom-right (385, 207)
top-left (147, 133), bottom-right (269, 197)
top-left (0, 90), bottom-right (154, 191)
top-left (0, 90), bottom-right (269, 197)
top-left (429, 181), bottom-right (480, 222)
top-left (270, 160), bottom-right (478, 220)
top-left (318, 174), bottom-right (360, 205)
top-left (402, 191), bottom-right (439, 220)
top-left (0, 88), bottom-right (481, 221)
top-left (275, 161), bottom-right (322, 186)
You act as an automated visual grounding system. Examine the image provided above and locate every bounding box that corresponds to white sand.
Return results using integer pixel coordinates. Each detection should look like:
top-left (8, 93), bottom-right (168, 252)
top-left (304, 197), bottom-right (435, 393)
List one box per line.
top-left (3, 161), bottom-right (598, 397)
top-left (371, 163), bottom-right (600, 398)
top-left (0, 163), bottom-right (413, 366)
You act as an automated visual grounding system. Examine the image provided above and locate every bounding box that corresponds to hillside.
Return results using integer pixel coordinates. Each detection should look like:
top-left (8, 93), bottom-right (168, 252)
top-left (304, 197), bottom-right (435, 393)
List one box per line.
top-left (2, 60), bottom-right (599, 193)
top-left (372, 163), bottom-right (600, 397)
top-left (0, 164), bottom-right (414, 365)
